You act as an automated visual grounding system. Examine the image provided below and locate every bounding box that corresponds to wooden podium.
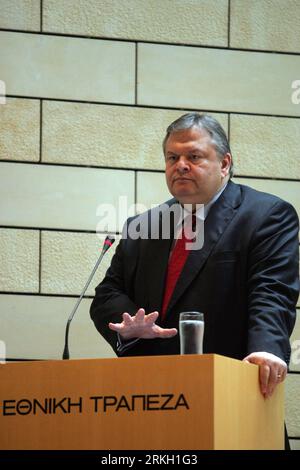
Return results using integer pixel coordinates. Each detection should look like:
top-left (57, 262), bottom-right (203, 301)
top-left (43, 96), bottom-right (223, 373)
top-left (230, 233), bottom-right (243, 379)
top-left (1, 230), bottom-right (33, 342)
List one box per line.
top-left (0, 354), bottom-right (284, 450)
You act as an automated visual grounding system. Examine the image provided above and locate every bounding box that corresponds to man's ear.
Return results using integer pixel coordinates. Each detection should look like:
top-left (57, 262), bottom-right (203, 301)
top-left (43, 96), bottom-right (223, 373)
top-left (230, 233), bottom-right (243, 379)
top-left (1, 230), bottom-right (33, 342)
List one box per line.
top-left (221, 153), bottom-right (232, 177)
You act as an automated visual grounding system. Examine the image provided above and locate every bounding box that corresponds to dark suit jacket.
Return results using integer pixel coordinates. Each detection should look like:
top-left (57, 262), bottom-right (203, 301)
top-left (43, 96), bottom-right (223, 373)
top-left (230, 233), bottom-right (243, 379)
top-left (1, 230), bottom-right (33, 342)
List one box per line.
top-left (90, 181), bottom-right (299, 363)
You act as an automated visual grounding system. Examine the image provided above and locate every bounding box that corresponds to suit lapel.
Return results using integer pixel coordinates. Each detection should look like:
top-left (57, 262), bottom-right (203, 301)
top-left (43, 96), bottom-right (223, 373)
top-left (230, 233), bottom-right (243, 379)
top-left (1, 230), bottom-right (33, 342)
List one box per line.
top-left (140, 199), bottom-right (179, 314)
top-left (165, 181), bottom-right (242, 317)
top-left (142, 238), bottom-right (171, 314)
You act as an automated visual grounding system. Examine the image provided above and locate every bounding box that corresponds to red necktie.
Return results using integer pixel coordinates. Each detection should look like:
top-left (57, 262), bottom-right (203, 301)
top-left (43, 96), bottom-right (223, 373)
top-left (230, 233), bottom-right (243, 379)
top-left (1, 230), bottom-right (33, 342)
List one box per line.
top-left (161, 216), bottom-right (195, 321)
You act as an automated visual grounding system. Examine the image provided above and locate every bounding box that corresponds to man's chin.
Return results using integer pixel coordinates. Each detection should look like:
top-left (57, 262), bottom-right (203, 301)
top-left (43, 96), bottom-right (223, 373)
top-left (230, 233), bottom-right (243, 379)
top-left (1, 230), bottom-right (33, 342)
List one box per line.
top-left (171, 192), bottom-right (196, 205)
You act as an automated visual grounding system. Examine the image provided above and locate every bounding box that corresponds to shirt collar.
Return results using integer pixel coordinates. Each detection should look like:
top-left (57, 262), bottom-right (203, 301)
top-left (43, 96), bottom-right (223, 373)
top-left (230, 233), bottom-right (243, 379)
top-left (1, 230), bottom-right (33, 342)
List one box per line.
top-left (176, 181), bottom-right (228, 227)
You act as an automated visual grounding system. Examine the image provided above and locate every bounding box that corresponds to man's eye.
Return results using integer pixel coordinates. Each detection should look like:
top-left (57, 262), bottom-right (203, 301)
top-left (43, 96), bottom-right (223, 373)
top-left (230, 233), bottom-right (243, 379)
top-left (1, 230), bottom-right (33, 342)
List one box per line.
top-left (190, 155), bottom-right (200, 161)
top-left (167, 155), bottom-right (177, 162)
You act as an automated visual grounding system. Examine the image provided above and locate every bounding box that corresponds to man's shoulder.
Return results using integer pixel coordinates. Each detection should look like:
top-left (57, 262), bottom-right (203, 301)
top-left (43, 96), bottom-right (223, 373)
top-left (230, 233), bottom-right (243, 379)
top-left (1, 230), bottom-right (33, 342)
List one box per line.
top-left (233, 181), bottom-right (293, 210)
top-left (227, 181), bottom-right (298, 227)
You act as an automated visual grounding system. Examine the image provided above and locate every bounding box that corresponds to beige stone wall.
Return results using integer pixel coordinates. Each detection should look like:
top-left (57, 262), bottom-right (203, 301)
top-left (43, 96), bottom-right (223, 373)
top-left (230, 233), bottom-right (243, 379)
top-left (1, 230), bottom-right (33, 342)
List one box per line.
top-left (0, 0), bottom-right (299, 445)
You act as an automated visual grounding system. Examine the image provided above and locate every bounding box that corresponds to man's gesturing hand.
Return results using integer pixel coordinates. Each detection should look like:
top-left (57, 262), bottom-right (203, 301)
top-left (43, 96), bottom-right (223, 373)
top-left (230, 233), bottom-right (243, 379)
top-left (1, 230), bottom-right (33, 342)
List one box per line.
top-left (108, 308), bottom-right (178, 340)
top-left (243, 351), bottom-right (287, 399)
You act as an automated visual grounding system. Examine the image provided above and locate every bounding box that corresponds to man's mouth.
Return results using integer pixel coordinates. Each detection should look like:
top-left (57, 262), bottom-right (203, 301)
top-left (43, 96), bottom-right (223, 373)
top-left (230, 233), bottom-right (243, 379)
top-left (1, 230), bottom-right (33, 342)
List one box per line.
top-left (173, 177), bottom-right (193, 182)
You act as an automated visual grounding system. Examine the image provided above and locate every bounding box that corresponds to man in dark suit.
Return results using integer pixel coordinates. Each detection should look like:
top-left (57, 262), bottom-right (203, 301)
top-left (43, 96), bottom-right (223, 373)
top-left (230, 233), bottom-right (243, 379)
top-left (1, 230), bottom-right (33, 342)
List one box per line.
top-left (90, 113), bottom-right (299, 401)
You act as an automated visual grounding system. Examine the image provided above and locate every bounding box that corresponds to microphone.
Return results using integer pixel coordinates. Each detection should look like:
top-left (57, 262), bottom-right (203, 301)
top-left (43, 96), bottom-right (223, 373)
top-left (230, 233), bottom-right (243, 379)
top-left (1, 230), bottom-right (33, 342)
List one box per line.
top-left (62, 235), bottom-right (115, 360)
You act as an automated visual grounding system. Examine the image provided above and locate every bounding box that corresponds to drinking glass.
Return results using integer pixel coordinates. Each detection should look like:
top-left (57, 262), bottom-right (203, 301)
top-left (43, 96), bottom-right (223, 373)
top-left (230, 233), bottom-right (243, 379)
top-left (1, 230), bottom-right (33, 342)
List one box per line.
top-left (179, 312), bottom-right (204, 355)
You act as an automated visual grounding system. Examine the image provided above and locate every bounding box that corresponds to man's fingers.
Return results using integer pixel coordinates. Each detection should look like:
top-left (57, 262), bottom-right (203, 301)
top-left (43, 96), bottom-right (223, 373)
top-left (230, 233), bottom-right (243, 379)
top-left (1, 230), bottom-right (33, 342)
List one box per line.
top-left (145, 311), bottom-right (159, 323)
top-left (108, 322), bottom-right (122, 332)
top-left (259, 364), bottom-right (270, 397)
top-left (242, 352), bottom-right (287, 399)
top-left (281, 369), bottom-right (287, 381)
top-left (109, 309), bottom-right (176, 340)
top-left (265, 367), bottom-right (285, 398)
top-left (156, 327), bottom-right (178, 338)
top-left (266, 366), bottom-right (278, 397)
top-left (244, 353), bottom-right (271, 396)
top-left (135, 308), bottom-right (146, 323)
top-left (108, 312), bottom-right (133, 332)
top-left (122, 312), bottom-right (133, 325)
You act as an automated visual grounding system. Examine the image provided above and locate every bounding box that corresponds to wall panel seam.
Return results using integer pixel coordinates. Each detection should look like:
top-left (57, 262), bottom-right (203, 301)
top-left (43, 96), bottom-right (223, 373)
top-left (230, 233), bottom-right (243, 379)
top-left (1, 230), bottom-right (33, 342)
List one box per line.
top-left (40, 0), bottom-right (43, 32)
top-left (227, 0), bottom-right (231, 48)
top-left (0, 226), bottom-right (121, 235)
top-left (135, 43), bottom-right (138, 105)
top-left (39, 99), bottom-right (42, 163)
top-left (1, 161), bottom-right (300, 183)
top-left (0, 28), bottom-right (135, 46)
top-left (39, 230), bottom-right (41, 294)
top-left (134, 171), bottom-right (137, 211)
top-left (4, 95), bottom-right (300, 119)
top-left (0, 291), bottom-right (94, 299)
top-left (0, 28), bottom-right (300, 56)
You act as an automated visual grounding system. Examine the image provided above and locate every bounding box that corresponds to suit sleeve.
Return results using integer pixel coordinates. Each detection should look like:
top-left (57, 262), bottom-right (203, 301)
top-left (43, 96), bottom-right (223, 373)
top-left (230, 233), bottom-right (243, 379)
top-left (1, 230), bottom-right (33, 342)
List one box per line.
top-left (90, 235), bottom-right (139, 355)
top-left (247, 199), bottom-right (299, 364)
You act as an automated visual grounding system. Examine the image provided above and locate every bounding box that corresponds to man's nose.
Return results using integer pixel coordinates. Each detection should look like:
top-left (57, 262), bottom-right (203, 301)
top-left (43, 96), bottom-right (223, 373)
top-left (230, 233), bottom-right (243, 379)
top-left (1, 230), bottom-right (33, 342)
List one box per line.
top-left (176, 157), bottom-right (190, 172)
